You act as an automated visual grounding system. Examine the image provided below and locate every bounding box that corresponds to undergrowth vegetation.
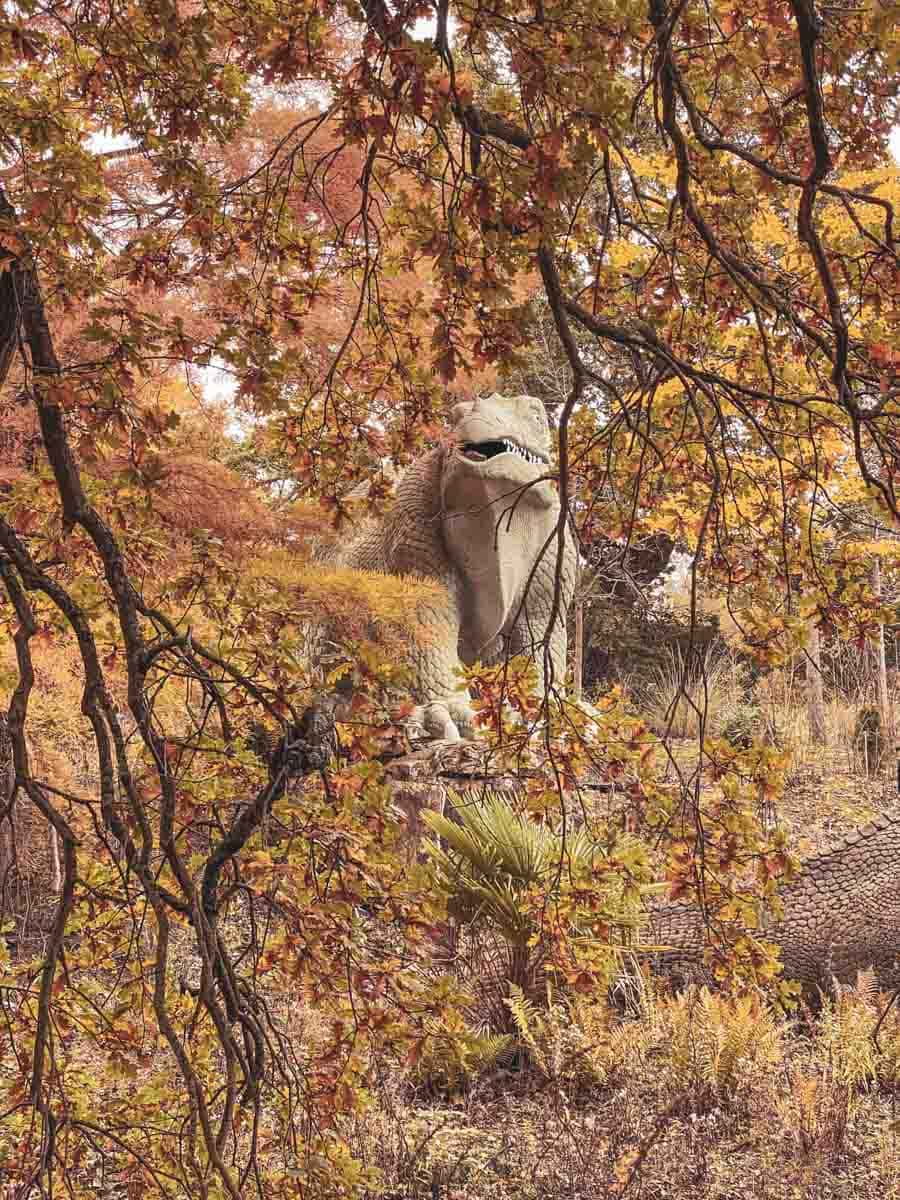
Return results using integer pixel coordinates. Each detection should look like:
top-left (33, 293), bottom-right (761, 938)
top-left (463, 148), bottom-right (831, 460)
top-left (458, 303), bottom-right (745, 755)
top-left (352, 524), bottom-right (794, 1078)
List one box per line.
top-left (4, 612), bottom-right (900, 1196)
top-left (350, 974), bottom-right (900, 1200)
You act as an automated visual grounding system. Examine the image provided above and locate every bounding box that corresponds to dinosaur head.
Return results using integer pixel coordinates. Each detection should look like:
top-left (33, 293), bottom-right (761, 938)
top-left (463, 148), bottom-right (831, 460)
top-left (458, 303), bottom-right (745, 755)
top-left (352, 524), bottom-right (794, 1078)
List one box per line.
top-left (443, 393), bottom-right (555, 511)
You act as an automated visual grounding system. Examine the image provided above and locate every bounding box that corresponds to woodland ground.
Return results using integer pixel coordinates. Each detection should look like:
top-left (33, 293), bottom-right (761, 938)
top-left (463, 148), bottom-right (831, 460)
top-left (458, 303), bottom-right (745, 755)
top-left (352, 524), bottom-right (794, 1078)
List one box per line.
top-left (346, 741), bottom-right (900, 1200)
top-left (8, 700), bottom-right (900, 1199)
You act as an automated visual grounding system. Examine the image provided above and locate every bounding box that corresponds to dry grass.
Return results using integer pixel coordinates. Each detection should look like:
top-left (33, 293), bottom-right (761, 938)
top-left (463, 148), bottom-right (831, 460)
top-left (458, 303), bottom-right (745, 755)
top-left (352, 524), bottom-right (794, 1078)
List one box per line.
top-left (630, 646), bottom-right (747, 740)
top-left (359, 655), bottom-right (900, 1198)
top-left (632, 654), bottom-right (898, 789)
top-left (349, 975), bottom-right (900, 1199)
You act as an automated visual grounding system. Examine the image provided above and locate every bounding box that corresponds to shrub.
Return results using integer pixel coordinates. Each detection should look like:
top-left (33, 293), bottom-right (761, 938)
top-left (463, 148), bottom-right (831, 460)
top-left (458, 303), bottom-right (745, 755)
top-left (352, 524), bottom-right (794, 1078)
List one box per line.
top-left (505, 983), bottom-right (606, 1087)
top-left (720, 702), bottom-right (762, 749)
top-left (407, 1009), bottom-right (514, 1096)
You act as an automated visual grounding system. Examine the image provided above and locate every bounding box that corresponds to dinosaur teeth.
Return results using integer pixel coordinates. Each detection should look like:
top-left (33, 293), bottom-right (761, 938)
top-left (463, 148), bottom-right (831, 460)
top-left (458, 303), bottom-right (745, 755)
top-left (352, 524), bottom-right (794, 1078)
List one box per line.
top-left (461, 438), bottom-right (546, 465)
top-left (504, 440), bottom-right (534, 463)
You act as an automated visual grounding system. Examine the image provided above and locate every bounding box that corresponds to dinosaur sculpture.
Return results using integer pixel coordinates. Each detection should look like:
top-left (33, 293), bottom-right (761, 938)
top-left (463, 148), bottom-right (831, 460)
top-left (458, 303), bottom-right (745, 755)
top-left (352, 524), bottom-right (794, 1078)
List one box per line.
top-left (333, 393), bottom-right (576, 740)
top-left (649, 810), bottom-right (900, 997)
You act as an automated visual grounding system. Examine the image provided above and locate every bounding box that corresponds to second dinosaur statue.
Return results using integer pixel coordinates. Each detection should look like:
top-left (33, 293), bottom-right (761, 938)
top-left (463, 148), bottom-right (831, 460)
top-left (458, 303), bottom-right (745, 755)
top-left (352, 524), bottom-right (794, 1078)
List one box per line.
top-left (649, 810), bottom-right (900, 997)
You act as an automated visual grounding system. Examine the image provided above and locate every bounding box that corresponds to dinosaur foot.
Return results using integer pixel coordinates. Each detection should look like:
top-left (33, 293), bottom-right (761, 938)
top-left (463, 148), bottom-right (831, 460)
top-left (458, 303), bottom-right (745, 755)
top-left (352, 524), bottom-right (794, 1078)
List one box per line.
top-left (409, 700), bottom-right (478, 742)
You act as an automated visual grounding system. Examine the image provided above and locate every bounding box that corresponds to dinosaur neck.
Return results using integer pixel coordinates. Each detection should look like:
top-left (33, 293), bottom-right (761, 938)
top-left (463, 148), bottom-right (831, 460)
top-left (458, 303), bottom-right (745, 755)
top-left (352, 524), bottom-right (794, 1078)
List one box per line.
top-left (440, 472), bottom-right (557, 658)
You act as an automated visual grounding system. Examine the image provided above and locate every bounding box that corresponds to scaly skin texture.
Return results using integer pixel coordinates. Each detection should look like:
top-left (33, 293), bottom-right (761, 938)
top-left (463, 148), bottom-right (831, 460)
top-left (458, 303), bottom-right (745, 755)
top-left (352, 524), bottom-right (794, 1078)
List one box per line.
top-left (336, 393), bottom-right (576, 739)
top-left (649, 811), bottom-right (900, 997)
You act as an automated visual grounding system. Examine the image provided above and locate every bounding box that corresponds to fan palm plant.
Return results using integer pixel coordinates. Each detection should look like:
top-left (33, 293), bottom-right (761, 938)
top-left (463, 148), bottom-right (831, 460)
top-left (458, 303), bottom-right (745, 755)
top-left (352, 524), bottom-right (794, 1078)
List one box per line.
top-left (423, 795), bottom-right (649, 1031)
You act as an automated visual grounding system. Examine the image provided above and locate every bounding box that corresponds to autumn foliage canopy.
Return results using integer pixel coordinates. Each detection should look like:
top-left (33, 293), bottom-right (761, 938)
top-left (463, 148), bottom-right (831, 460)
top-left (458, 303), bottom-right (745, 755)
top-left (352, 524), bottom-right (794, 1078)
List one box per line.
top-left (0, 0), bottom-right (898, 1194)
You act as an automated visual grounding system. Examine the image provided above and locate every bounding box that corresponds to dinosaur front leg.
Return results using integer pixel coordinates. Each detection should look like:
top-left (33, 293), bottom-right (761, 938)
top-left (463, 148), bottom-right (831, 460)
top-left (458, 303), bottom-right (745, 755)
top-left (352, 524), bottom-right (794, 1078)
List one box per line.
top-left (408, 599), bottom-right (477, 741)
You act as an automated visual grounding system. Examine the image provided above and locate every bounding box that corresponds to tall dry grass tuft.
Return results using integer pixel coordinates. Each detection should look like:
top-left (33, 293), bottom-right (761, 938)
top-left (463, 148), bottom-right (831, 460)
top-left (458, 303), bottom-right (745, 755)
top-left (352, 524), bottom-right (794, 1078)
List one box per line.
top-left (630, 646), bottom-right (746, 740)
top-left (754, 663), bottom-right (897, 777)
top-left (753, 668), bottom-right (812, 765)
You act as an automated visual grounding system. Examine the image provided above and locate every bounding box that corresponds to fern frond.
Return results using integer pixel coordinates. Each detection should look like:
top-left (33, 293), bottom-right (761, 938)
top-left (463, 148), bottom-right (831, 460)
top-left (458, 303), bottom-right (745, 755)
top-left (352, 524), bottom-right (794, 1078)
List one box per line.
top-left (505, 984), bottom-right (547, 1075)
top-left (424, 817), bottom-right (504, 878)
top-left (854, 967), bottom-right (879, 1009)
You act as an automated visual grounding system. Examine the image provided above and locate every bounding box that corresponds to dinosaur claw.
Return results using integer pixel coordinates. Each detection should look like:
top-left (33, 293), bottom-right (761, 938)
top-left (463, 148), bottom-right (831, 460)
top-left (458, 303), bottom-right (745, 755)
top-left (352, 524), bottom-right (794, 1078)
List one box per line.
top-left (409, 702), bottom-right (462, 742)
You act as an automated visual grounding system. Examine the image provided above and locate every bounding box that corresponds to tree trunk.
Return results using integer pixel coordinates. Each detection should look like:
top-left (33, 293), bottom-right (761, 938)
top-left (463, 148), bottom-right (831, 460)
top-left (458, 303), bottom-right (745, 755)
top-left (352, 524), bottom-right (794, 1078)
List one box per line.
top-left (872, 559), bottom-right (891, 738)
top-left (807, 619), bottom-right (827, 744)
top-left (573, 596), bottom-right (583, 702)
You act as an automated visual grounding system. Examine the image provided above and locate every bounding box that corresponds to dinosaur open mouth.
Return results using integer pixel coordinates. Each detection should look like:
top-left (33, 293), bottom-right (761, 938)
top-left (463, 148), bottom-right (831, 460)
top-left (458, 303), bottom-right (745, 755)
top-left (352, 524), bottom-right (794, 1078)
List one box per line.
top-left (461, 439), bottom-right (548, 467)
